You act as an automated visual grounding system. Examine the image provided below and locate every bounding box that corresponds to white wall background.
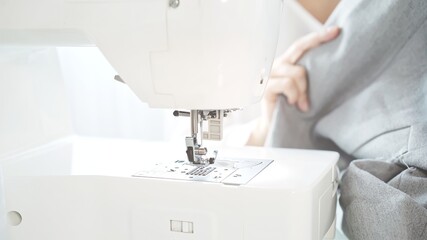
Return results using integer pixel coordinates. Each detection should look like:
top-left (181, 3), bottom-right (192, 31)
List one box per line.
top-left (57, 47), bottom-right (174, 141)
top-left (0, 48), bottom-right (71, 157)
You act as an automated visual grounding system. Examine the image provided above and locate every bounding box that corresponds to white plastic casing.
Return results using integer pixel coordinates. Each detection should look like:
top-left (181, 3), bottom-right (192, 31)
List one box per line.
top-left (2, 137), bottom-right (339, 240)
top-left (0, 0), bottom-right (283, 110)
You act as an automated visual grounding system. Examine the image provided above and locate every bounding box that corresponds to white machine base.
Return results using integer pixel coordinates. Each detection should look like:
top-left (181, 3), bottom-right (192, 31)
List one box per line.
top-left (3, 137), bottom-right (338, 240)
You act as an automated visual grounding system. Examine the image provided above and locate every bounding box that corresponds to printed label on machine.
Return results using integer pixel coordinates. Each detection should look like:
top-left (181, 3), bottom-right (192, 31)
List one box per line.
top-left (133, 159), bottom-right (273, 185)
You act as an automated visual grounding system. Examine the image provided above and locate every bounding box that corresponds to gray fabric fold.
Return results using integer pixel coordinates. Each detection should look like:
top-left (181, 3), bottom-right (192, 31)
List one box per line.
top-left (340, 160), bottom-right (427, 240)
top-left (266, 0), bottom-right (427, 239)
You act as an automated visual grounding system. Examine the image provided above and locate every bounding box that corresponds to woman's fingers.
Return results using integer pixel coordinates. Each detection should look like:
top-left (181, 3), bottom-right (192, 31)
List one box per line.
top-left (265, 76), bottom-right (300, 105)
top-left (270, 64), bottom-right (309, 111)
top-left (280, 26), bottom-right (340, 64)
top-left (249, 27), bottom-right (341, 146)
top-left (271, 64), bottom-right (307, 93)
top-left (297, 94), bottom-right (309, 112)
top-left (267, 26), bottom-right (340, 112)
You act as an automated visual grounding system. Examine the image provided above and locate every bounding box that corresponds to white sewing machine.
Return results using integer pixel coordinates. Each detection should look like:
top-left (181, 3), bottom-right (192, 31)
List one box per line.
top-left (0, 0), bottom-right (338, 239)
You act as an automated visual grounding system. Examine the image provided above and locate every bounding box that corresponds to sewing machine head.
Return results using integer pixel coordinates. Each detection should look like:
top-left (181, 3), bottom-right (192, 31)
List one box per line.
top-left (0, 0), bottom-right (283, 164)
top-left (110, 1), bottom-right (283, 164)
top-left (133, 0), bottom-right (283, 164)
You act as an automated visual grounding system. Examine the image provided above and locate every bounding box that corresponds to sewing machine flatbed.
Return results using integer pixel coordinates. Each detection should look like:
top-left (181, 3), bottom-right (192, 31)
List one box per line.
top-left (3, 136), bottom-right (338, 240)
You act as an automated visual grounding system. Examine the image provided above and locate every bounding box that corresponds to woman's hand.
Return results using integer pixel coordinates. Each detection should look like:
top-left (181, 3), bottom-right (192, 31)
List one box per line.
top-left (247, 26), bottom-right (340, 146)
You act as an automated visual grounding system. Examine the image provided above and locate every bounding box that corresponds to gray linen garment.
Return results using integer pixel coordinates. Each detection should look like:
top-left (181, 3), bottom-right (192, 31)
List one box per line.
top-left (265, 0), bottom-right (427, 239)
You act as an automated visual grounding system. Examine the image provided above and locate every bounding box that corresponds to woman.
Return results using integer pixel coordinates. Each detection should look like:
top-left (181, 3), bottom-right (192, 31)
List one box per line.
top-left (251, 0), bottom-right (427, 239)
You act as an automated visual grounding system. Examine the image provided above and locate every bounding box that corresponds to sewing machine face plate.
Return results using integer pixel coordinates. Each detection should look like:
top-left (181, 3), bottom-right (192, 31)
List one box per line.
top-left (133, 159), bottom-right (273, 185)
